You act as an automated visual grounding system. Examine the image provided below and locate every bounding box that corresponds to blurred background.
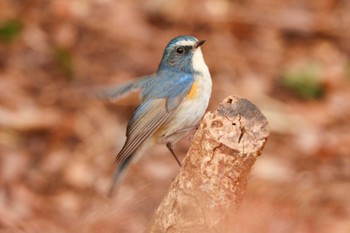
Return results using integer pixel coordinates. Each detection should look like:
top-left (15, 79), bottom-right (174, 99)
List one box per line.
top-left (1, 0), bottom-right (350, 232)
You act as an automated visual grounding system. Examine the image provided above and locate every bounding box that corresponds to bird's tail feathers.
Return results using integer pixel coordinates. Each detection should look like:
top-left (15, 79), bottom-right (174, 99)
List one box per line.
top-left (108, 139), bottom-right (153, 196)
top-left (108, 154), bottom-right (133, 197)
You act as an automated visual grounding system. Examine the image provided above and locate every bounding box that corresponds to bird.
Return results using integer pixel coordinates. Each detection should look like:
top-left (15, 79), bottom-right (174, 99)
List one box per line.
top-left (100, 35), bottom-right (212, 195)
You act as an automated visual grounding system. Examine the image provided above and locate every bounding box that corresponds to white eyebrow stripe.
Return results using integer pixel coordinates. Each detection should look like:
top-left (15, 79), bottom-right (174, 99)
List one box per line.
top-left (173, 40), bottom-right (197, 47)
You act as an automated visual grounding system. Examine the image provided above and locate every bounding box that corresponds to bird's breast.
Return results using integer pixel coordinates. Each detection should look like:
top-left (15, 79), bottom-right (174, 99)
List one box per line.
top-left (153, 72), bottom-right (212, 144)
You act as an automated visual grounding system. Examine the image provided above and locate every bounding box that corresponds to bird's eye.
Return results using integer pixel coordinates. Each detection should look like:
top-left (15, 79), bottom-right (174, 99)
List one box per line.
top-left (176, 47), bottom-right (184, 54)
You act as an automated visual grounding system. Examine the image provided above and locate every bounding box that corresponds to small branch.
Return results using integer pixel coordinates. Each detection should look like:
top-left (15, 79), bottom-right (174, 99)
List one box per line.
top-left (145, 96), bottom-right (270, 233)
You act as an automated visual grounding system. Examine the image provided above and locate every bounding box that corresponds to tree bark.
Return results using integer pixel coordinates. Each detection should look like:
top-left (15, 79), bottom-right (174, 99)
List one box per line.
top-left (145, 96), bottom-right (270, 233)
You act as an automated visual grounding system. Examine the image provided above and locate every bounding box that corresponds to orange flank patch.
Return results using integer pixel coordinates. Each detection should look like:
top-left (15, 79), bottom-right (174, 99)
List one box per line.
top-left (186, 81), bottom-right (198, 99)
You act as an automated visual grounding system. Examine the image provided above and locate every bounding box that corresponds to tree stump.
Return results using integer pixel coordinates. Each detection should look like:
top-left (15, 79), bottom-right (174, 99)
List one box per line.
top-left (145, 96), bottom-right (270, 233)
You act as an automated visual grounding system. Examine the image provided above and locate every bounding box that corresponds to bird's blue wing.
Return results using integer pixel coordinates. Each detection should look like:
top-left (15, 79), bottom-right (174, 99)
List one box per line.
top-left (114, 73), bottom-right (194, 164)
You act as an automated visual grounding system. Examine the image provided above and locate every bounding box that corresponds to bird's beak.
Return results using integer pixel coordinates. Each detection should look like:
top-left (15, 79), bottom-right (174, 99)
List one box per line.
top-left (194, 39), bottom-right (206, 49)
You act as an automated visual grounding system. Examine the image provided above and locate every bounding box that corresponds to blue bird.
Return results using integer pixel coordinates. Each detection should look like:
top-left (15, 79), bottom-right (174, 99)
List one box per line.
top-left (100, 35), bottom-right (212, 195)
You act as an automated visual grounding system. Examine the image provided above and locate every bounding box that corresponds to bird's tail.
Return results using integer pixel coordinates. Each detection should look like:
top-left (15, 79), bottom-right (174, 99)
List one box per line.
top-left (108, 154), bottom-right (134, 197)
top-left (94, 75), bottom-right (151, 102)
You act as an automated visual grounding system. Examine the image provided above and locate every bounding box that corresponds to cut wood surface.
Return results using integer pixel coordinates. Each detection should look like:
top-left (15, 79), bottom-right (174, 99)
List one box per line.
top-left (145, 96), bottom-right (270, 233)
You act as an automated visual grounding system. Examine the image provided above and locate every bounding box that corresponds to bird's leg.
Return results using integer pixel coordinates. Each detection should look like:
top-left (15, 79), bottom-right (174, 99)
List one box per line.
top-left (166, 143), bottom-right (182, 167)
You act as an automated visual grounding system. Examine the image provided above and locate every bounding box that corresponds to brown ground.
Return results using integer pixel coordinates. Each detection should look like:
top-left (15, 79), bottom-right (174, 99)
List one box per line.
top-left (1, 0), bottom-right (350, 232)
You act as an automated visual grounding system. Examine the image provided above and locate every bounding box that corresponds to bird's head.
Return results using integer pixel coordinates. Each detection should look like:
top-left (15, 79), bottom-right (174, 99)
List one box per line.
top-left (158, 35), bottom-right (207, 74)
